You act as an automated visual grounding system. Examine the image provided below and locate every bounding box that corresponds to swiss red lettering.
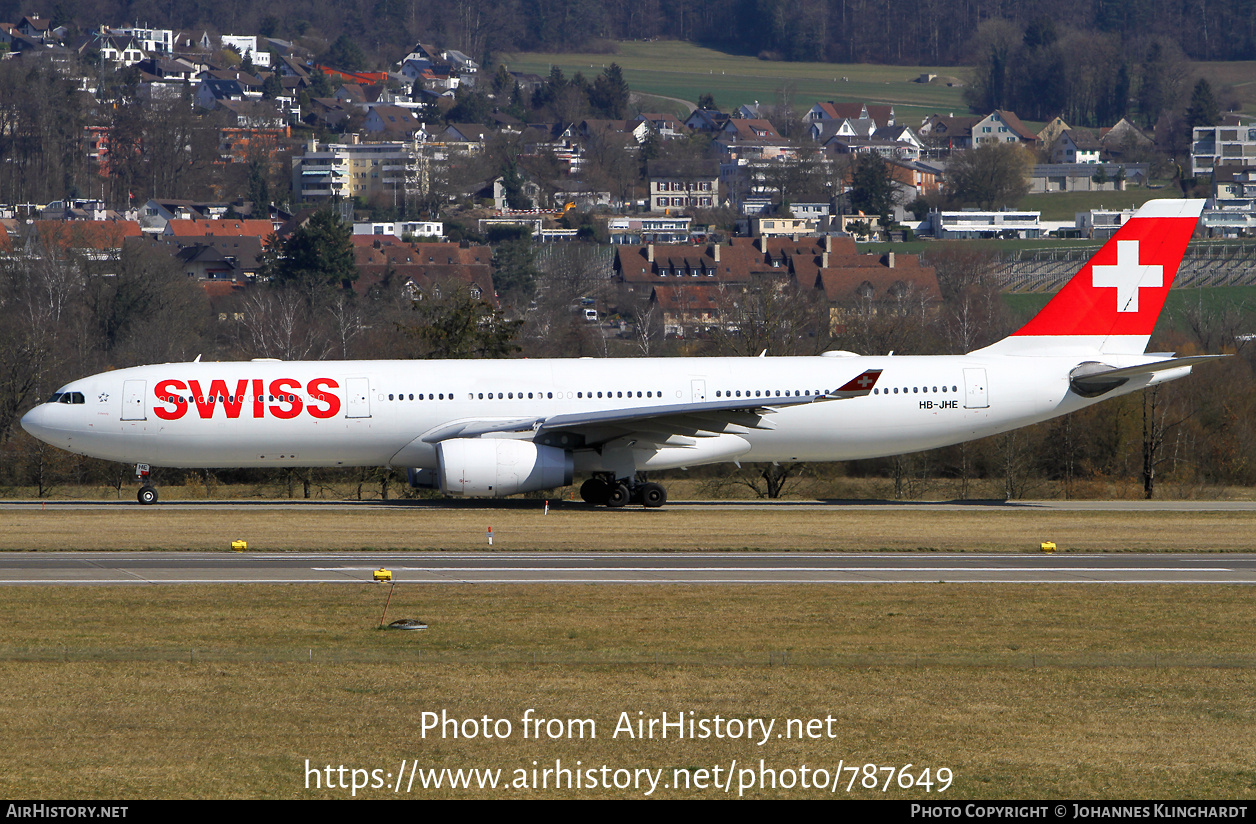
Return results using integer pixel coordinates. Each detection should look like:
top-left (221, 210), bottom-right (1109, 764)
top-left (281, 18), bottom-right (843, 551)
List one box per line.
top-left (306, 378), bottom-right (341, 419)
top-left (188, 379), bottom-right (249, 419)
top-left (154, 379), bottom-right (188, 420)
top-left (269, 378), bottom-right (303, 419)
top-left (152, 376), bottom-right (340, 421)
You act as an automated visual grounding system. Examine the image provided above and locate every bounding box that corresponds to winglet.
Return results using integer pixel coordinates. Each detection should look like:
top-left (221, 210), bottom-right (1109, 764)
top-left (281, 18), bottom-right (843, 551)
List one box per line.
top-left (829, 369), bottom-right (883, 399)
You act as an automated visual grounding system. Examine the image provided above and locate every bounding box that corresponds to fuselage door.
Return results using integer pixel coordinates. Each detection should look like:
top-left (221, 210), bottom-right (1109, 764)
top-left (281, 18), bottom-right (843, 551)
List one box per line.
top-left (691, 379), bottom-right (706, 402)
top-left (346, 377), bottom-right (371, 418)
top-left (121, 380), bottom-right (147, 420)
top-left (963, 368), bottom-right (989, 409)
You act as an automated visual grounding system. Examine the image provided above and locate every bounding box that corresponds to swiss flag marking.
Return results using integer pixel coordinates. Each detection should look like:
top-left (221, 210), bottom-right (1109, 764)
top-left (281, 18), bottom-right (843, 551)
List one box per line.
top-left (838, 369), bottom-right (882, 393)
top-left (1091, 240), bottom-right (1162, 313)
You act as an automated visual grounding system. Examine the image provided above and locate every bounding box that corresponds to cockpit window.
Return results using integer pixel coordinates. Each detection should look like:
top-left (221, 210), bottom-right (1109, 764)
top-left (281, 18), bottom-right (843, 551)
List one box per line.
top-left (47, 393), bottom-right (62, 404)
top-left (51, 392), bottom-right (85, 404)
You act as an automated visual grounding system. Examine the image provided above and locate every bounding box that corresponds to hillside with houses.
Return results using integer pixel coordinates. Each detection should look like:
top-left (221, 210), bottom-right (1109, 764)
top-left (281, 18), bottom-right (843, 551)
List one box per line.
top-left (1, 10), bottom-right (1255, 495)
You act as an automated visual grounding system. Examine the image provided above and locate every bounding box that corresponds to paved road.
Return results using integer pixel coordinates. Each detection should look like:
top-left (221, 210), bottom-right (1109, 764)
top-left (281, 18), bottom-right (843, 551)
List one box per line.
top-left (3, 551), bottom-right (1256, 585)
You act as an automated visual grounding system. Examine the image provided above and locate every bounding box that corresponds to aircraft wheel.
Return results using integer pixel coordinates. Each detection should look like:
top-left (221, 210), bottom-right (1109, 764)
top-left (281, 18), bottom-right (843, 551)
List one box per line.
top-left (641, 483), bottom-right (667, 508)
top-left (137, 485), bottom-right (158, 505)
top-left (580, 478), bottom-right (610, 505)
top-left (606, 483), bottom-right (631, 508)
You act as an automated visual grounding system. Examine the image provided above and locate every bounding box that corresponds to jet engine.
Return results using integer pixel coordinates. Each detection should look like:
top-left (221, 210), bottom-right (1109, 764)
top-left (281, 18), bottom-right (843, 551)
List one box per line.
top-left (430, 438), bottom-right (573, 497)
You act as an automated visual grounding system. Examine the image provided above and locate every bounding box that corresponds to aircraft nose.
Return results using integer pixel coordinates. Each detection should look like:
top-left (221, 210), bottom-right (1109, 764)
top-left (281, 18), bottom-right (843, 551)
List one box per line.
top-left (20, 404), bottom-right (56, 445)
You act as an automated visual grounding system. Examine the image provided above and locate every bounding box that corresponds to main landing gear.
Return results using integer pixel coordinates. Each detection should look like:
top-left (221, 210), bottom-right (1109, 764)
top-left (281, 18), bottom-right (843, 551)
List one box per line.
top-left (579, 474), bottom-right (667, 509)
top-left (135, 463), bottom-right (158, 505)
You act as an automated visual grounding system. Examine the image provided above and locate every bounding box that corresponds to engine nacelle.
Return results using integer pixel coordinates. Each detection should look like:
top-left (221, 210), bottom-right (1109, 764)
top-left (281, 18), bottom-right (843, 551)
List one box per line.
top-left (436, 438), bottom-right (573, 497)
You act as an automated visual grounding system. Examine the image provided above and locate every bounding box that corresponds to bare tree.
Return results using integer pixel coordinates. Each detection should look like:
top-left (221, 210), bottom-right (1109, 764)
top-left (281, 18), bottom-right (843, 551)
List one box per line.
top-left (236, 287), bottom-right (332, 361)
top-left (1142, 384), bottom-right (1195, 499)
top-left (707, 279), bottom-right (829, 357)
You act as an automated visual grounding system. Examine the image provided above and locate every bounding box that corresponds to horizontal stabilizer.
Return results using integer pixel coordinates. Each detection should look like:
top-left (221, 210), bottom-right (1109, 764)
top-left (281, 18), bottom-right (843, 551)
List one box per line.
top-left (1070, 355), bottom-right (1227, 397)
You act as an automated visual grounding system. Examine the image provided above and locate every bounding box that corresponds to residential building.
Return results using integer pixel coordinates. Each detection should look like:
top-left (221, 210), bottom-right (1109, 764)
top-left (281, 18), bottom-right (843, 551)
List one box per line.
top-left (646, 159), bottom-right (719, 212)
top-left (352, 239), bottom-right (494, 301)
top-left (353, 221), bottom-right (444, 239)
top-left (110, 24), bottom-right (173, 54)
top-left (606, 216), bottom-right (693, 244)
top-left (920, 110), bottom-right (1035, 151)
top-left (1050, 129), bottom-right (1101, 164)
top-left (1191, 121), bottom-right (1256, 177)
top-left (927, 209), bottom-right (1042, 239)
top-left (292, 139), bottom-right (421, 203)
top-left (749, 216), bottom-right (820, 237)
top-left (1210, 165), bottom-right (1256, 211)
top-left (1028, 163), bottom-right (1147, 193)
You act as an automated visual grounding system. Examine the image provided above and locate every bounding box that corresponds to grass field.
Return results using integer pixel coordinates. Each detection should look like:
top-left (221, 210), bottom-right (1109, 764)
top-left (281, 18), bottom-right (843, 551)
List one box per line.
top-left (3, 584), bottom-right (1256, 798)
top-left (1020, 190), bottom-right (1179, 221)
top-left (497, 41), bottom-right (970, 122)
top-left (3, 504), bottom-right (1256, 553)
top-left (499, 41), bottom-right (1256, 119)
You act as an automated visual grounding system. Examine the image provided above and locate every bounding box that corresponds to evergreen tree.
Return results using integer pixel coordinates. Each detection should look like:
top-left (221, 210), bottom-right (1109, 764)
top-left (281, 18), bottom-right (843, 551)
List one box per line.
top-left (590, 63), bottom-right (629, 119)
top-left (402, 287), bottom-right (522, 359)
top-left (247, 161), bottom-right (270, 211)
top-left (1137, 42), bottom-right (1167, 128)
top-left (261, 73), bottom-right (284, 100)
top-left (262, 210), bottom-right (356, 292)
top-left (848, 154), bottom-right (896, 227)
top-left (492, 235), bottom-right (540, 306)
top-left (324, 35), bottom-right (366, 72)
top-left (1185, 79), bottom-right (1220, 129)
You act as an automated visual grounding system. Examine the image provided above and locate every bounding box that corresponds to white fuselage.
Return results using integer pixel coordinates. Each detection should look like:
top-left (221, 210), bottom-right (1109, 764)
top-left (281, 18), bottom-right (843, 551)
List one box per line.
top-left (20, 352), bottom-right (1172, 473)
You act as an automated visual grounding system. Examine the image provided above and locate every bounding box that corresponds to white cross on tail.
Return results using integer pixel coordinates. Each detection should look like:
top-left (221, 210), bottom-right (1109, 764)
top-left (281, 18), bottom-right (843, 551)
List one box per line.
top-left (1091, 240), bottom-right (1162, 313)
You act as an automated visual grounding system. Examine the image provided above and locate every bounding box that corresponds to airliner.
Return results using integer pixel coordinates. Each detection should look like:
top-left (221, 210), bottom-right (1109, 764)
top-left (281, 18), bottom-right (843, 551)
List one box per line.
top-left (21, 199), bottom-right (1219, 507)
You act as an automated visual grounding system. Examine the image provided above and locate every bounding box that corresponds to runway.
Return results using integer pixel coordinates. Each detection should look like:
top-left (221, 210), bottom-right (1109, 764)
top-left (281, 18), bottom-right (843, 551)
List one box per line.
top-left (4, 551), bottom-right (1256, 585)
top-left (3, 498), bottom-right (1256, 512)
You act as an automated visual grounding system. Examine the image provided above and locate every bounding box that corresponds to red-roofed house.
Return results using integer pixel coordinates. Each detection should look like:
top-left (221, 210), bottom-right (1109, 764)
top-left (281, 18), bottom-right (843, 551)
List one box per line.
top-left (33, 220), bottom-right (143, 256)
top-left (353, 240), bottom-right (495, 301)
top-left (164, 219), bottom-right (275, 238)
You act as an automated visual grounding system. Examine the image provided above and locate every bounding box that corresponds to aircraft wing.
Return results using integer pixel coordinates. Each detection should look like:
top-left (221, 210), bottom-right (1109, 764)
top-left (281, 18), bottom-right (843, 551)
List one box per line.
top-left (419, 369), bottom-right (883, 448)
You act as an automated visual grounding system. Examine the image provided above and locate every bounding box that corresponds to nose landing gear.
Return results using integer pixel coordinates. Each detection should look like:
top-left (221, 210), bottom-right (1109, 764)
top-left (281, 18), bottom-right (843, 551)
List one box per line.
top-left (135, 463), bottom-right (158, 505)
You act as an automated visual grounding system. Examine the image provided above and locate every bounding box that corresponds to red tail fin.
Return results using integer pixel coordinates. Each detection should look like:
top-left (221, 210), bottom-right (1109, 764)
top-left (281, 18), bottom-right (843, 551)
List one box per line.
top-left (987, 199), bottom-right (1203, 355)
